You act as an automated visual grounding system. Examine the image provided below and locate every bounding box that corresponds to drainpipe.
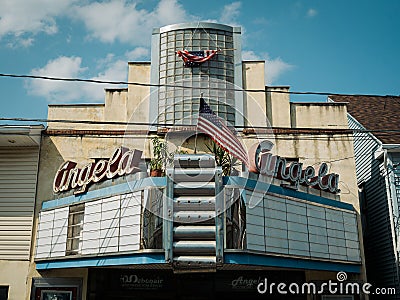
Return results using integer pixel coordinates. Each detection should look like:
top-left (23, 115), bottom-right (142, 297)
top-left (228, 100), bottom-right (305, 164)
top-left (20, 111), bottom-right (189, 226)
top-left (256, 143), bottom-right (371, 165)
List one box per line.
top-left (383, 149), bottom-right (400, 286)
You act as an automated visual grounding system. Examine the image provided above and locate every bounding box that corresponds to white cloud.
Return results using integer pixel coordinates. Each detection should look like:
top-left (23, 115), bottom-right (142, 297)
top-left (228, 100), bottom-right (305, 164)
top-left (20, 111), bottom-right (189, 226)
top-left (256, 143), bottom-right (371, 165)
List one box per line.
top-left (83, 59), bottom-right (128, 101)
top-left (242, 50), bottom-right (261, 61)
top-left (220, 2), bottom-right (241, 26)
top-left (25, 50), bottom-right (148, 103)
top-left (0, 0), bottom-right (76, 39)
top-left (242, 50), bottom-right (294, 85)
top-left (126, 47), bottom-right (150, 61)
top-left (151, 0), bottom-right (187, 26)
top-left (27, 56), bottom-right (88, 102)
top-left (266, 57), bottom-right (294, 85)
top-left (307, 8), bottom-right (318, 18)
top-left (6, 37), bottom-right (34, 48)
top-left (72, 0), bottom-right (190, 45)
top-left (0, 0), bottom-right (190, 47)
top-left (0, 0), bottom-right (246, 49)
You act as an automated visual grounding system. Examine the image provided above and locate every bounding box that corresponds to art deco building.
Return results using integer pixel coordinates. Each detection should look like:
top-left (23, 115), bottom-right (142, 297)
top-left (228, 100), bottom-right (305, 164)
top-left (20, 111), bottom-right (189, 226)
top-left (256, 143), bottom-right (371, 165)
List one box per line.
top-left (26, 23), bottom-right (366, 300)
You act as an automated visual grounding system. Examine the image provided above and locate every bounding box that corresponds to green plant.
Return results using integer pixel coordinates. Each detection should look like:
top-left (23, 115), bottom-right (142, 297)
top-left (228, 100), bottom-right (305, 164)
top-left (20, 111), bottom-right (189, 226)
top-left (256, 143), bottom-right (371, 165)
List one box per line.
top-left (149, 137), bottom-right (173, 173)
top-left (206, 141), bottom-right (240, 176)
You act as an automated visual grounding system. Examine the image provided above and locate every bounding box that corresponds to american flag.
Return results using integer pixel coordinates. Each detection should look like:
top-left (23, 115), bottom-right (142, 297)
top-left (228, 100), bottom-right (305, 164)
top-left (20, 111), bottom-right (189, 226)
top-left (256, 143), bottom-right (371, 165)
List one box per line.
top-left (176, 50), bottom-right (218, 67)
top-left (197, 98), bottom-right (250, 167)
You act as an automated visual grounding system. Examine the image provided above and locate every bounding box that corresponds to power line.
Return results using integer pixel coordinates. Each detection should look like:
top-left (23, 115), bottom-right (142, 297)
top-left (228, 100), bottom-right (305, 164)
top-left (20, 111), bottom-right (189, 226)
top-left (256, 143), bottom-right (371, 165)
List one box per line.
top-left (0, 117), bottom-right (171, 126)
top-left (0, 72), bottom-right (399, 98)
top-left (1, 131), bottom-right (393, 165)
top-left (1, 74), bottom-right (398, 188)
top-left (2, 124), bottom-right (399, 166)
top-left (2, 117), bottom-right (400, 136)
top-left (3, 134), bottom-right (396, 167)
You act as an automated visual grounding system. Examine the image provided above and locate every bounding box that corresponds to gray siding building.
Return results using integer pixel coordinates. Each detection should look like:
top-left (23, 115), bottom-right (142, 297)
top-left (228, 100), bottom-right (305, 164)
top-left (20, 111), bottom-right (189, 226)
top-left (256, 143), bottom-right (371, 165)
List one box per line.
top-left (0, 125), bottom-right (43, 300)
top-left (331, 95), bottom-right (400, 298)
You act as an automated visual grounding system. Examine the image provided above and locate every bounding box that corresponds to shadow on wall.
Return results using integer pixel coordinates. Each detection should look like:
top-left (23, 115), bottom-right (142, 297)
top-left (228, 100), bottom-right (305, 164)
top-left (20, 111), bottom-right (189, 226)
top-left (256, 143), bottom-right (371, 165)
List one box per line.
top-left (35, 136), bottom-right (65, 209)
top-left (360, 152), bottom-right (399, 293)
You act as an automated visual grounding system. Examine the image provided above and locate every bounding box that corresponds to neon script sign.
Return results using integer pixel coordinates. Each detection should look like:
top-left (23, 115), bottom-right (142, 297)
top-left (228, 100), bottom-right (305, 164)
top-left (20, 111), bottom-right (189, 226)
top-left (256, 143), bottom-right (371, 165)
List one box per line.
top-left (248, 141), bottom-right (340, 193)
top-left (53, 147), bottom-right (142, 194)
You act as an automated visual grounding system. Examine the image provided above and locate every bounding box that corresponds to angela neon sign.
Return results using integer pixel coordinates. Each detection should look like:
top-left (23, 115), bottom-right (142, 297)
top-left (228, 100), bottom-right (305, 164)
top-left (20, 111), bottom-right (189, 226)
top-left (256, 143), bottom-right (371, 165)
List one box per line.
top-left (53, 147), bottom-right (142, 194)
top-left (248, 141), bottom-right (340, 193)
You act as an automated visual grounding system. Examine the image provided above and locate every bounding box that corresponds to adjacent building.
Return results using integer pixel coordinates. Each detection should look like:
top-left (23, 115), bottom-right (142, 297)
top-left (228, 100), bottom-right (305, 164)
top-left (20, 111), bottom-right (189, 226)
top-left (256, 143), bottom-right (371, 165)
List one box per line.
top-left (27, 23), bottom-right (366, 300)
top-left (0, 125), bottom-right (43, 300)
top-left (331, 95), bottom-right (400, 298)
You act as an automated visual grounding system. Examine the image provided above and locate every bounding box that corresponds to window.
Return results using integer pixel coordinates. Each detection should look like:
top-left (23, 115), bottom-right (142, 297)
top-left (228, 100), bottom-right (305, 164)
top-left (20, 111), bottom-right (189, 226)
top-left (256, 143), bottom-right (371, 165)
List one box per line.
top-left (66, 204), bottom-right (84, 255)
top-left (157, 28), bottom-right (237, 126)
top-left (41, 290), bottom-right (72, 300)
top-left (394, 166), bottom-right (400, 206)
top-left (32, 278), bottom-right (81, 300)
top-left (0, 286), bottom-right (9, 300)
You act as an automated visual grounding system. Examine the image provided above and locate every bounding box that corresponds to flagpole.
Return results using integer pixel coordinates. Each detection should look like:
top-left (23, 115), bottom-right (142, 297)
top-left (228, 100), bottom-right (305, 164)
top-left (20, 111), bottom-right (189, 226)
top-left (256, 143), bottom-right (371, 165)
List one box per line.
top-left (194, 127), bottom-right (198, 154)
top-left (194, 93), bottom-right (203, 154)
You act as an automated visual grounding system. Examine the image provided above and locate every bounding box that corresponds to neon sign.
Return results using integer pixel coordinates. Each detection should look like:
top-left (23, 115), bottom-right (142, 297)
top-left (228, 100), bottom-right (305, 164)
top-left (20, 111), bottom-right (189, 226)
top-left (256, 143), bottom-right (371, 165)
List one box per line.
top-left (248, 141), bottom-right (340, 193)
top-left (53, 147), bottom-right (142, 194)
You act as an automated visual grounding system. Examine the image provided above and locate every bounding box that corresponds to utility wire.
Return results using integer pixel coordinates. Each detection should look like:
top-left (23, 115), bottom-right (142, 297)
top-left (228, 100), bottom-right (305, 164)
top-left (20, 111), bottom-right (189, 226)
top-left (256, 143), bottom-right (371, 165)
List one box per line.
top-left (2, 116), bottom-right (400, 135)
top-left (1, 132), bottom-right (395, 165)
top-left (3, 134), bottom-right (397, 166)
top-left (0, 72), bottom-right (399, 98)
top-left (1, 75), bottom-right (398, 174)
top-left (2, 125), bottom-right (399, 165)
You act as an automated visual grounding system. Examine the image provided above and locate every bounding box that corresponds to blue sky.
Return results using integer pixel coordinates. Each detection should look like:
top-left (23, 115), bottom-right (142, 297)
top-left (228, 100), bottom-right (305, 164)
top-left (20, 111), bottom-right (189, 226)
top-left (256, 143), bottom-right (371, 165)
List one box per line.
top-left (0, 0), bottom-right (399, 122)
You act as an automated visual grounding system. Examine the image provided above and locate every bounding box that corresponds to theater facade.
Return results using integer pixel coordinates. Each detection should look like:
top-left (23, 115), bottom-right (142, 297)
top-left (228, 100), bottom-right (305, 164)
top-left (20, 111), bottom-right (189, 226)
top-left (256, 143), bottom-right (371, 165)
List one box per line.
top-left (28, 22), bottom-right (366, 300)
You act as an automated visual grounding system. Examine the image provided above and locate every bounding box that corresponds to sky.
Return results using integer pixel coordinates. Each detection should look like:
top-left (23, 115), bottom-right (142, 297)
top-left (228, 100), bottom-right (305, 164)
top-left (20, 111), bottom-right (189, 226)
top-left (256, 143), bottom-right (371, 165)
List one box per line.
top-left (0, 0), bottom-right (399, 123)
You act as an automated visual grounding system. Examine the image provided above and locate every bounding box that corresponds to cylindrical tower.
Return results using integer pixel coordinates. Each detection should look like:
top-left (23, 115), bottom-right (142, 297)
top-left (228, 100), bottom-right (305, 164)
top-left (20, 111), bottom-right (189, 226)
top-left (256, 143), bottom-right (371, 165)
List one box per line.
top-left (149, 22), bottom-right (244, 128)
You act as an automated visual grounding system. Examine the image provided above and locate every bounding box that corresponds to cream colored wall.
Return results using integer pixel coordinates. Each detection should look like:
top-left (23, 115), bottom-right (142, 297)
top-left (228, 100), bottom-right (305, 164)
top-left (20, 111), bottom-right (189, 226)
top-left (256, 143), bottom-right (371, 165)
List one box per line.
top-left (45, 62), bottom-right (356, 206)
top-left (26, 267), bottom-right (88, 300)
top-left (44, 60), bottom-right (360, 210)
top-left (40, 63), bottom-right (153, 201)
top-left (47, 63), bottom-right (151, 132)
top-left (242, 133), bottom-right (359, 210)
top-left (266, 86), bottom-right (291, 127)
top-left (48, 104), bottom-right (105, 130)
top-left (291, 103), bottom-right (349, 128)
top-left (31, 62), bottom-right (153, 300)
top-left (0, 261), bottom-right (30, 300)
top-left (30, 133), bottom-right (149, 300)
top-left (272, 135), bottom-right (357, 210)
top-left (127, 62), bottom-right (151, 130)
top-left (242, 61), bottom-right (267, 128)
top-left (30, 59), bottom-right (366, 295)
top-left (104, 89), bottom-right (128, 123)
top-left (35, 134), bottom-right (151, 204)
top-left (242, 130), bottom-right (366, 283)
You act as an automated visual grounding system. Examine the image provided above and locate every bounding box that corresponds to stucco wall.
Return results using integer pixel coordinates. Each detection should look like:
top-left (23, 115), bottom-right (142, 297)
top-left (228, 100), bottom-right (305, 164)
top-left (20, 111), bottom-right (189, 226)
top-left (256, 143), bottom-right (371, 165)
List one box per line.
top-left (291, 102), bottom-right (349, 129)
top-left (241, 132), bottom-right (359, 209)
top-left (35, 134), bottom-right (150, 205)
top-left (0, 261), bottom-right (30, 300)
top-left (242, 61), bottom-right (267, 127)
top-left (127, 62), bottom-right (151, 129)
top-left (46, 63), bottom-right (151, 132)
top-left (104, 89), bottom-right (128, 124)
top-left (48, 104), bottom-right (105, 130)
top-left (41, 60), bottom-right (359, 213)
top-left (30, 58), bottom-right (365, 298)
top-left (266, 86), bottom-right (291, 127)
top-left (26, 267), bottom-right (88, 300)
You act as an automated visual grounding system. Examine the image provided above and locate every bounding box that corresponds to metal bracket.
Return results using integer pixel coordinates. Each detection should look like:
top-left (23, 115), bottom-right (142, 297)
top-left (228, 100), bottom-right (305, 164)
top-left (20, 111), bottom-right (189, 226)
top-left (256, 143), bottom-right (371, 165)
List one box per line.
top-left (163, 167), bottom-right (174, 264)
top-left (214, 166), bottom-right (224, 265)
